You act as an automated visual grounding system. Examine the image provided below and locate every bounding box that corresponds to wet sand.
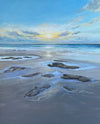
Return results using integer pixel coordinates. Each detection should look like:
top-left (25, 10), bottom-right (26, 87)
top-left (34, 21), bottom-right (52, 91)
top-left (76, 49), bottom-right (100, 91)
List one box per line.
top-left (0, 49), bottom-right (100, 124)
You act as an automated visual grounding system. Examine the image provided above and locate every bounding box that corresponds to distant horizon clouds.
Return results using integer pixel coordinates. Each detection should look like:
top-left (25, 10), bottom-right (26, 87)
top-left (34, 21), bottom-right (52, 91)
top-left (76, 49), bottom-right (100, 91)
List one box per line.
top-left (0, 0), bottom-right (100, 44)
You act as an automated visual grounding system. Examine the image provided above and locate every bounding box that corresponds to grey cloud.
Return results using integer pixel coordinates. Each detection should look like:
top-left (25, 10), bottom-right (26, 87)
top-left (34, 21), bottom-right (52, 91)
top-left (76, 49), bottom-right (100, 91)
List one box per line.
top-left (22, 31), bottom-right (40, 35)
top-left (89, 17), bottom-right (100, 24)
top-left (82, 0), bottom-right (100, 12)
top-left (7, 31), bottom-right (22, 37)
top-left (59, 31), bottom-right (80, 37)
top-left (59, 32), bottom-right (70, 37)
top-left (71, 25), bottom-right (80, 29)
top-left (73, 31), bottom-right (81, 35)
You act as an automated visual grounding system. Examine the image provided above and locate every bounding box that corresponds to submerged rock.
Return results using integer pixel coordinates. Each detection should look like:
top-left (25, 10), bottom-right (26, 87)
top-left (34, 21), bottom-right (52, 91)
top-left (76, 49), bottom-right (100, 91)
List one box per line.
top-left (4, 66), bottom-right (27, 73)
top-left (48, 62), bottom-right (79, 69)
top-left (22, 72), bottom-right (40, 77)
top-left (2, 57), bottom-right (14, 59)
top-left (25, 84), bottom-right (51, 97)
top-left (42, 74), bottom-right (54, 78)
top-left (12, 57), bottom-right (22, 60)
top-left (24, 56), bottom-right (32, 58)
top-left (61, 74), bottom-right (90, 82)
top-left (2, 56), bottom-right (33, 60)
top-left (2, 57), bottom-right (22, 60)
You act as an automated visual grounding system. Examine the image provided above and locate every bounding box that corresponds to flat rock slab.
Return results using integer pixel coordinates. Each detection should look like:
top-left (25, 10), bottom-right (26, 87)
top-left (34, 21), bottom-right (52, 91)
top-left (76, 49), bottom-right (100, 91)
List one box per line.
top-left (25, 84), bottom-right (51, 97)
top-left (48, 62), bottom-right (79, 69)
top-left (61, 74), bottom-right (91, 82)
top-left (42, 74), bottom-right (54, 78)
top-left (22, 72), bottom-right (40, 77)
top-left (4, 66), bottom-right (27, 73)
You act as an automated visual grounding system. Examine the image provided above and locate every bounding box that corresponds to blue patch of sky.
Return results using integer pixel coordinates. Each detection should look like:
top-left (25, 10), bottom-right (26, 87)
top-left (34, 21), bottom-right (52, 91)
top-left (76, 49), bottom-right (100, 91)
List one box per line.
top-left (0, 0), bottom-right (90, 25)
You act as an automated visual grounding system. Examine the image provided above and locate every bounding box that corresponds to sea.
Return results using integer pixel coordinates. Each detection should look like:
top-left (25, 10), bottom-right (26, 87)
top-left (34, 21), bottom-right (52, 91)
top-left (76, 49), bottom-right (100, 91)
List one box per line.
top-left (0, 44), bottom-right (100, 52)
top-left (0, 44), bottom-right (100, 63)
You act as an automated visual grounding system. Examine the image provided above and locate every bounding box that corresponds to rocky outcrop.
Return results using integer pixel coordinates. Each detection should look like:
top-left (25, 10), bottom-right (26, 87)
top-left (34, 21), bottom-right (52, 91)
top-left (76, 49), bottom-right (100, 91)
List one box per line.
top-left (22, 72), bottom-right (40, 77)
top-left (48, 62), bottom-right (79, 69)
top-left (61, 74), bottom-right (90, 82)
top-left (42, 74), bottom-right (54, 78)
top-left (4, 66), bottom-right (27, 73)
top-left (24, 84), bottom-right (51, 97)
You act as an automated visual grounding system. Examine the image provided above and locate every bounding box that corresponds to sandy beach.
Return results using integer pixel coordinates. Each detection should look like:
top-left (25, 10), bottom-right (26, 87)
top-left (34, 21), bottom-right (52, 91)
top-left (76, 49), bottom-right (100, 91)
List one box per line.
top-left (0, 0), bottom-right (100, 123)
top-left (0, 48), bottom-right (100, 124)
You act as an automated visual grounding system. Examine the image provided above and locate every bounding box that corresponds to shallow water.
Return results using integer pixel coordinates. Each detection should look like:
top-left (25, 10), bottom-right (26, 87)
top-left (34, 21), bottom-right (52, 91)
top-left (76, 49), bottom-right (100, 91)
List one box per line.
top-left (0, 44), bottom-right (100, 63)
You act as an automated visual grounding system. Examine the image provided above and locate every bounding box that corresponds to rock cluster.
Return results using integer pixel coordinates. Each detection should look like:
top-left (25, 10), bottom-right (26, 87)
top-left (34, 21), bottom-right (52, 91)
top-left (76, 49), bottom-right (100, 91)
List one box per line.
top-left (2, 56), bottom-right (32, 60)
top-left (48, 62), bottom-right (79, 69)
top-left (2, 57), bottom-right (22, 60)
top-left (25, 84), bottom-right (51, 97)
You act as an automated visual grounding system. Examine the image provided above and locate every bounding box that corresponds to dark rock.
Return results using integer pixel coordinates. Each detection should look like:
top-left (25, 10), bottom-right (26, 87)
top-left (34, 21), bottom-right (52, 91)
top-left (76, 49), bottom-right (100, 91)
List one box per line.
top-left (78, 76), bottom-right (90, 82)
top-left (42, 74), bottom-right (54, 78)
top-left (24, 56), bottom-right (32, 58)
top-left (12, 57), bottom-right (22, 60)
top-left (2, 57), bottom-right (22, 60)
top-left (63, 86), bottom-right (73, 91)
top-left (2, 57), bottom-right (14, 59)
top-left (54, 60), bottom-right (68, 62)
top-left (4, 66), bottom-right (26, 73)
top-left (22, 72), bottom-right (40, 77)
top-left (61, 74), bottom-right (90, 82)
top-left (48, 62), bottom-right (79, 69)
top-left (25, 84), bottom-right (51, 97)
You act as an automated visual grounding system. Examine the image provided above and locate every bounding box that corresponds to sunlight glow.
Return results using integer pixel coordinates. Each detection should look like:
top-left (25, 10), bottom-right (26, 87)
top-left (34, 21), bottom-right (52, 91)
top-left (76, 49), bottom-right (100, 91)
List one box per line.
top-left (45, 34), bottom-right (53, 38)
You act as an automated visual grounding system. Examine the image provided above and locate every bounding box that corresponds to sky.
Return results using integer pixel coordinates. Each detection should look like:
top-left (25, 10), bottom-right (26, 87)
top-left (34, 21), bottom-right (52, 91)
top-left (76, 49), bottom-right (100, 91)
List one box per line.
top-left (0, 0), bottom-right (100, 44)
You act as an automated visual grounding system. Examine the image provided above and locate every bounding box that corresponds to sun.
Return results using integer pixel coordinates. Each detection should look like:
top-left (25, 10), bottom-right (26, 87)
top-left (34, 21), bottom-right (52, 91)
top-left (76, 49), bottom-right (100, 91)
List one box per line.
top-left (45, 34), bottom-right (52, 38)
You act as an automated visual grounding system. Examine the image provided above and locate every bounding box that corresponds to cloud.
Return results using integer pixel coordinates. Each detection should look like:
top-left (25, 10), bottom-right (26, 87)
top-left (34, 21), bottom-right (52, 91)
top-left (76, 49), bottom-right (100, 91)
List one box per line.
top-left (87, 16), bottom-right (100, 24)
top-left (78, 16), bottom-right (100, 27)
top-left (71, 25), bottom-right (80, 29)
top-left (4, 30), bottom-right (40, 41)
top-left (82, 0), bottom-right (100, 12)
top-left (8, 31), bottom-right (22, 37)
top-left (22, 31), bottom-right (40, 35)
top-left (59, 31), bottom-right (70, 37)
top-left (58, 31), bottom-right (80, 37)
top-left (73, 31), bottom-right (81, 35)
top-left (0, 12), bottom-right (100, 44)
top-left (0, 36), bottom-right (18, 42)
